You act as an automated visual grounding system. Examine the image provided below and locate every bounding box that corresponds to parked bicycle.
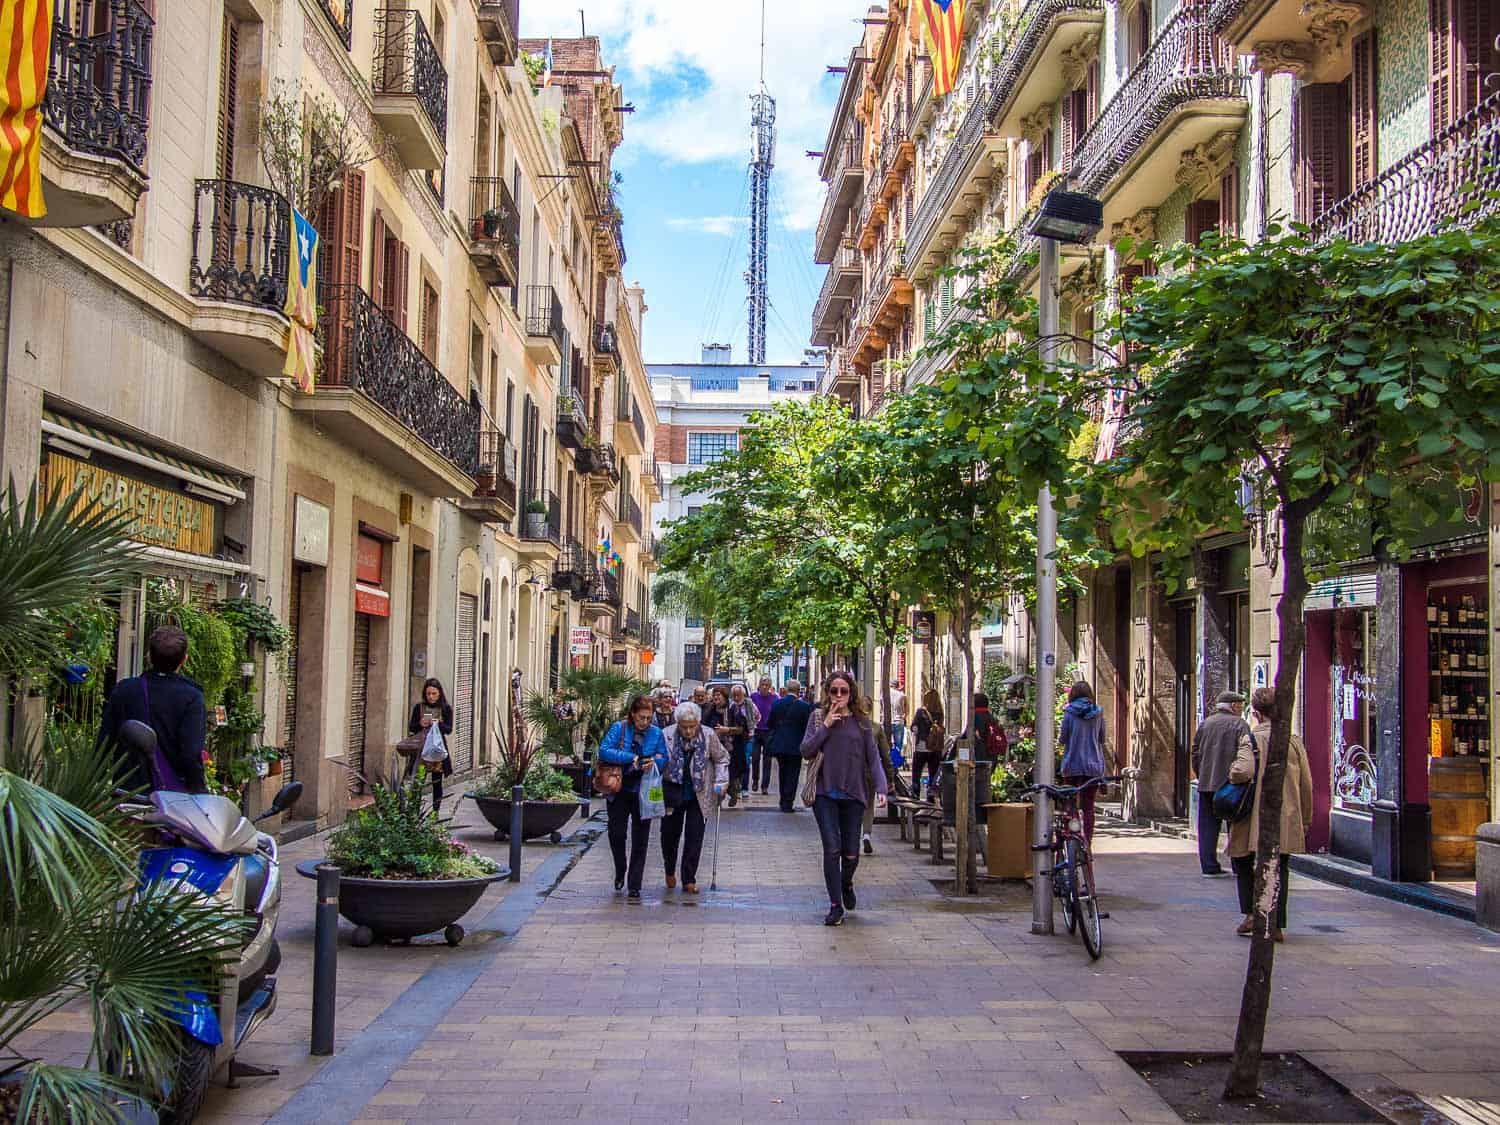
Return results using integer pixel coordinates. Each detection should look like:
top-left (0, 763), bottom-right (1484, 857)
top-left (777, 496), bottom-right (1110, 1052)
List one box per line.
top-left (1022, 774), bottom-right (1124, 960)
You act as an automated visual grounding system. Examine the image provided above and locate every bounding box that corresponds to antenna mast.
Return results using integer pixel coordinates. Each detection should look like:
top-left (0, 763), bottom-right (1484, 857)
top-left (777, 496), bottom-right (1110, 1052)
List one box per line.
top-left (746, 0), bottom-right (775, 366)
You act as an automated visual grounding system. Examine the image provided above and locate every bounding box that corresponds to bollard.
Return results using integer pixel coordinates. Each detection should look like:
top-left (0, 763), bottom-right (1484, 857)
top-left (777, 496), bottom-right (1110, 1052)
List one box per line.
top-left (956, 760), bottom-right (974, 895)
top-left (509, 784), bottom-right (523, 882)
top-left (311, 863), bottom-right (339, 1055)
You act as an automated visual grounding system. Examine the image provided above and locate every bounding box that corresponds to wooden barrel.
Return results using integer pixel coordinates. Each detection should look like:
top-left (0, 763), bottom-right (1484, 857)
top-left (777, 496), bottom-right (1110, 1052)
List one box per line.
top-left (1429, 758), bottom-right (1488, 879)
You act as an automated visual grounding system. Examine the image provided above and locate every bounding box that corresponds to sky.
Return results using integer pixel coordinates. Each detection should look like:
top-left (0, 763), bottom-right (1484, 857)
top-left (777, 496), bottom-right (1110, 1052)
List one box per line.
top-left (520, 2), bottom-right (865, 367)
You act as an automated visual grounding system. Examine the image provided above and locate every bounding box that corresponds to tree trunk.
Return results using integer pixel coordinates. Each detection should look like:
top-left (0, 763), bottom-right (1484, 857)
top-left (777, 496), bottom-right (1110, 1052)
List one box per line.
top-left (1223, 500), bottom-right (1311, 1100)
top-left (879, 630), bottom-right (894, 731)
top-left (702, 622), bottom-right (716, 680)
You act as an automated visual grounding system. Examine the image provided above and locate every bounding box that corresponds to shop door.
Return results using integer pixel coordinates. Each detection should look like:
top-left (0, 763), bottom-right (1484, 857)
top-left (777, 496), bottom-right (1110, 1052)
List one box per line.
top-left (283, 567), bottom-right (303, 786)
top-left (1173, 604), bottom-right (1196, 818)
top-left (348, 613), bottom-right (371, 796)
top-left (452, 593), bottom-right (477, 774)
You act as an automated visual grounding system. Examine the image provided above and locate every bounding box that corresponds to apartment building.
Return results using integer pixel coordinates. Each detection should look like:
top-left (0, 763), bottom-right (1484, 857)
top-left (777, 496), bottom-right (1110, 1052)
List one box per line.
top-left (811, 0), bottom-right (1500, 889)
top-left (0, 2), bottom-right (653, 829)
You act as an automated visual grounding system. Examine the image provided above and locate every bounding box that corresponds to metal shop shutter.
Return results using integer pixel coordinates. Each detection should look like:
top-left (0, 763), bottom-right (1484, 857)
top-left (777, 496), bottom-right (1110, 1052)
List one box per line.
top-left (452, 593), bottom-right (478, 774)
top-left (347, 612), bottom-right (371, 796)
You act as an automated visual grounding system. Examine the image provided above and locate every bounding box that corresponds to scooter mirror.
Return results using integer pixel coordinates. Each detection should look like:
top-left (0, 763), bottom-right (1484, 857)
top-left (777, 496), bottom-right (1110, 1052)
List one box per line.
top-left (269, 780), bottom-right (304, 814)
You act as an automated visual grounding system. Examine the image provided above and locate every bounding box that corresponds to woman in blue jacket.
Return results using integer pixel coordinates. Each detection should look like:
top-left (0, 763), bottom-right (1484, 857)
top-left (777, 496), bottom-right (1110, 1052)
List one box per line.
top-left (1058, 680), bottom-right (1107, 843)
top-left (598, 693), bottom-right (668, 899)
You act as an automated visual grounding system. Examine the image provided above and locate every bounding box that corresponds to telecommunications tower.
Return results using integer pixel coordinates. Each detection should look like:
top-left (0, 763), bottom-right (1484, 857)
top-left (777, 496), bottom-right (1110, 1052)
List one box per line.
top-left (745, 2), bottom-right (775, 365)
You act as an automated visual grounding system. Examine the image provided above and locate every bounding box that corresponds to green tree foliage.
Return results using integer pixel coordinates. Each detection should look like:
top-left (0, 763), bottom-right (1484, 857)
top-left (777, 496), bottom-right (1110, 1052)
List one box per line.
top-left (1101, 218), bottom-right (1500, 1097)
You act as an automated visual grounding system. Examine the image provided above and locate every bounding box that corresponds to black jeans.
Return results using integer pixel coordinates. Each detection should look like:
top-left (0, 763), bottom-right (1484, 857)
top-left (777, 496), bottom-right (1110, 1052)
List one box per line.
top-left (728, 741), bottom-right (750, 794)
top-left (812, 794), bottom-right (864, 906)
top-left (607, 793), bottom-right (652, 892)
top-left (910, 750), bottom-right (941, 794)
top-left (1198, 789), bottom-right (1224, 873)
top-left (660, 798), bottom-right (707, 884)
top-left (1232, 852), bottom-right (1290, 928)
top-left (752, 731), bottom-right (772, 789)
top-left (775, 754), bottom-right (802, 811)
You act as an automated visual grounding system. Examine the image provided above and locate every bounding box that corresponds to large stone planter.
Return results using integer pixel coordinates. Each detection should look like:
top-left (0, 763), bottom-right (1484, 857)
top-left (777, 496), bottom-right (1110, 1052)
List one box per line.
top-left (295, 860), bottom-right (505, 947)
top-left (466, 793), bottom-right (577, 843)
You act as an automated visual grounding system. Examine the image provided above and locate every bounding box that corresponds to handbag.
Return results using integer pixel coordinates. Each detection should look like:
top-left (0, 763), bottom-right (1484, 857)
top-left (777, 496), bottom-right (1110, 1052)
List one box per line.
top-left (592, 761), bottom-right (623, 796)
top-left (1212, 732), bottom-right (1259, 823)
top-left (395, 734), bottom-right (425, 759)
top-left (800, 752), bottom-right (823, 808)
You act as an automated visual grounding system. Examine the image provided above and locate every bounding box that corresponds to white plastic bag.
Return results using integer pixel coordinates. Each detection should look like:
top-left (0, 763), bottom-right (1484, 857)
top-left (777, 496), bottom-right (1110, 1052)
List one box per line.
top-left (638, 761), bottom-right (666, 820)
top-left (420, 721), bottom-right (448, 765)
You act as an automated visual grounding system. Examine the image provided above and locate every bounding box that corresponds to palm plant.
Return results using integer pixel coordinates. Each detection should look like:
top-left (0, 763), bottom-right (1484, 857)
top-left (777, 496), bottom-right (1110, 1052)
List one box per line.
top-left (519, 667), bottom-right (649, 762)
top-left (653, 570), bottom-right (721, 679)
top-left (0, 483), bottom-right (242, 1122)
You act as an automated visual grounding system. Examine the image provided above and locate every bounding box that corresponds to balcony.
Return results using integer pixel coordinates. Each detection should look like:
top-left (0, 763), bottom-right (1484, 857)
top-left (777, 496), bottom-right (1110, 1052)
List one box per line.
top-left (551, 541), bottom-right (592, 597)
top-left (187, 179), bottom-right (290, 376)
top-left (849, 243), bottom-right (914, 369)
top-left (524, 285), bottom-right (564, 366)
top-left (878, 109), bottom-right (914, 200)
top-left (36, 0), bottom-right (154, 227)
top-left (642, 456), bottom-right (665, 500)
top-left (578, 442), bottom-right (619, 483)
top-left (814, 131), bottom-right (866, 262)
top-left (905, 84), bottom-right (1009, 282)
top-left (556, 392), bottom-right (588, 451)
top-left (372, 9), bottom-right (447, 170)
top-left (592, 321), bottom-right (620, 373)
top-left (456, 429), bottom-right (518, 524)
top-left (1071, 6), bottom-right (1248, 228)
top-left (580, 567), bottom-right (621, 622)
top-left (1312, 93), bottom-right (1500, 245)
top-left (641, 531), bottom-right (659, 567)
top-left (519, 490), bottom-right (563, 557)
top-left (642, 619), bottom-right (661, 651)
top-left (477, 0), bottom-right (519, 65)
top-left (304, 283), bottom-right (480, 496)
top-left (313, 0), bottom-right (352, 49)
top-left (856, 161), bottom-right (888, 250)
top-left (615, 490), bottom-right (643, 543)
top-left (614, 386), bottom-right (644, 455)
top-left (811, 240), bottom-right (862, 345)
top-left (819, 347), bottom-right (860, 396)
top-left (622, 607), bottom-right (642, 641)
top-left (992, 0), bottom-right (1107, 141)
top-left (467, 177), bottom-right (519, 289)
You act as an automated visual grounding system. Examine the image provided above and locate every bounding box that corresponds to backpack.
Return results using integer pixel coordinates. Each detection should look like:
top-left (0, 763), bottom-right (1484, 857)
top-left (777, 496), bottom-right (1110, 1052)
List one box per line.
top-left (981, 716), bottom-right (1008, 760)
top-left (925, 717), bottom-right (945, 753)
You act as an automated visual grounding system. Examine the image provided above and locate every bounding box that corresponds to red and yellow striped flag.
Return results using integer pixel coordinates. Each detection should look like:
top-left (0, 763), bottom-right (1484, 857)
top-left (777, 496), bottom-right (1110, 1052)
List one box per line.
top-left (918, 0), bottom-right (966, 98)
top-left (0, 0), bottom-right (52, 220)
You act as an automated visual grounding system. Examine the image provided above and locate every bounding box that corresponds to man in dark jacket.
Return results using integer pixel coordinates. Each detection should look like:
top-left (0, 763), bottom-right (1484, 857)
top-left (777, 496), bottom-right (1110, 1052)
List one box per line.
top-left (1191, 690), bottom-right (1253, 876)
top-left (98, 625), bottom-right (209, 793)
top-left (767, 680), bottom-right (814, 812)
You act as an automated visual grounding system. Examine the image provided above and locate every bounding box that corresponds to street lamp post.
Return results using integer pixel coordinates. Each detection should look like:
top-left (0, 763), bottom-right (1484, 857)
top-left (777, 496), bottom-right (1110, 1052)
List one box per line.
top-left (1027, 189), bottom-right (1103, 935)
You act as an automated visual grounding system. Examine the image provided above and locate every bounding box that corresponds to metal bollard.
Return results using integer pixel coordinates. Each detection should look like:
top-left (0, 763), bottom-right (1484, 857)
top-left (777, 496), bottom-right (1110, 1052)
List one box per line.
top-left (311, 863), bottom-right (339, 1055)
top-left (509, 784), bottom-right (523, 882)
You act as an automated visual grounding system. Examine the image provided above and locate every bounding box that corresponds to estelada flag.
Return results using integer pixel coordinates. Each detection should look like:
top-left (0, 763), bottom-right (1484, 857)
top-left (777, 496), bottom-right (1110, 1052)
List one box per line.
top-left (917, 0), bottom-right (966, 98)
top-left (0, 0), bottom-right (54, 220)
top-left (283, 208), bottom-right (319, 392)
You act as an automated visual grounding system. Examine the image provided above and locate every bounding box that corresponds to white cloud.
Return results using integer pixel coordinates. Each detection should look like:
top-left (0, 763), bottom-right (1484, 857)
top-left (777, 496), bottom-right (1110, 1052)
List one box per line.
top-left (665, 215), bottom-right (748, 236)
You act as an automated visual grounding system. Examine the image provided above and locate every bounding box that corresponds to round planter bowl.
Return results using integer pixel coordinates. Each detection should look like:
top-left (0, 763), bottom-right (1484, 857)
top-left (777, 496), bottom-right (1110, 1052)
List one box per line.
top-left (295, 859), bottom-right (505, 946)
top-left (466, 794), bottom-right (578, 843)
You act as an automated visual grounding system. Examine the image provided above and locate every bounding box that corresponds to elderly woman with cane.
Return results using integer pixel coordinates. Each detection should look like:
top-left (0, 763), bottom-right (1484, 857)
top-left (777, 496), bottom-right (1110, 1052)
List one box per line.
top-left (660, 701), bottom-right (729, 894)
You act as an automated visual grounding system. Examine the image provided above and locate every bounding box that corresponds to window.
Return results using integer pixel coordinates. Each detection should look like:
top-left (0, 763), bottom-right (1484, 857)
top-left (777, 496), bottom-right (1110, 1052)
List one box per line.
top-left (419, 278), bottom-right (440, 362)
top-left (1430, 0), bottom-right (1500, 133)
top-left (1294, 82), bottom-right (1351, 224)
top-left (687, 432), bottom-right (738, 464)
top-left (371, 213), bottom-right (409, 332)
top-left (1185, 198), bottom-right (1220, 244)
top-left (685, 613), bottom-right (704, 629)
top-left (683, 644), bottom-right (704, 682)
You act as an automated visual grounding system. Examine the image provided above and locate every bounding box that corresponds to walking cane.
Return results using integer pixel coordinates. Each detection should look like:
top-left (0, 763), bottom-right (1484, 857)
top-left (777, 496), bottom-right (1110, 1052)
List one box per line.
top-left (709, 792), bottom-right (723, 891)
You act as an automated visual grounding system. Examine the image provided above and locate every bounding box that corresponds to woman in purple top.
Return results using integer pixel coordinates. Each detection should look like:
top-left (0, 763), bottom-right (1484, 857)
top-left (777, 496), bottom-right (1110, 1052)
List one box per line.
top-left (800, 670), bottom-right (888, 926)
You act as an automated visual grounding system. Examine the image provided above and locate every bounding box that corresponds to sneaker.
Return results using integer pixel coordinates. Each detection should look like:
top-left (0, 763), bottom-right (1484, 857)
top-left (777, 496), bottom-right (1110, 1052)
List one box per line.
top-left (1201, 868), bottom-right (1228, 878)
top-left (842, 884), bottom-right (857, 911)
top-left (614, 877), bottom-right (625, 892)
top-left (728, 792), bottom-right (738, 808)
top-left (823, 904), bottom-right (845, 926)
top-left (627, 889), bottom-right (641, 900)
top-left (862, 834), bottom-right (873, 855)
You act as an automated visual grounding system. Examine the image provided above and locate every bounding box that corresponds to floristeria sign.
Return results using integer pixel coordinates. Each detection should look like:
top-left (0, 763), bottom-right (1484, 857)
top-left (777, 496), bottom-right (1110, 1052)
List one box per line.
top-left (43, 451), bottom-right (217, 555)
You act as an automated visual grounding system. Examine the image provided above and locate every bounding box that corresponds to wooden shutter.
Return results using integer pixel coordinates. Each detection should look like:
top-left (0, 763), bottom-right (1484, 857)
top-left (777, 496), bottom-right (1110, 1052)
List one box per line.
top-left (394, 243), bottom-right (411, 335)
top-left (1219, 163), bottom-right (1240, 237)
top-left (370, 212), bottom-right (387, 311)
top-left (216, 15), bottom-right (239, 181)
top-left (1431, 0), bottom-right (1456, 132)
top-left (339, 168), bottom-right (364, 289)
top-left (1073, 307), bottom-right (1094, 366)
top-left (317, 168), bottom-right (363, 384)
top-left (1457, 0), bottom-right (1500, 114)
top-left (1351, 30), bottom-right (1378, 187)
top-left (1294, 82), bottom-right (1351, 223)
top-left (1060, 96), bottom-right (1074, 172)
top-left (419, 281), bottom-right (438, 360)
top-left (1134, 3), bottom-right (1151, 66)
top-left (1086, 59), bottom-right (1099, 124)
top-left (1185, 199), bottom-right (1220, 244)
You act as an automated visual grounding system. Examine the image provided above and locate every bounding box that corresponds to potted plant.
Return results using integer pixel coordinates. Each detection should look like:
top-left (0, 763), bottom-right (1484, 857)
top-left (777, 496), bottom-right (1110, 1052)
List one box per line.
top-left (300, 770), bottom-right (505, 947)
top-left (474, 461), bottom-right (497, 495)
top-left (520, 667), bottom-right (650, 797)
top-left (524, 497), bottom-right (548, 538)
top-left (465, 724), bottom-right (580, 843)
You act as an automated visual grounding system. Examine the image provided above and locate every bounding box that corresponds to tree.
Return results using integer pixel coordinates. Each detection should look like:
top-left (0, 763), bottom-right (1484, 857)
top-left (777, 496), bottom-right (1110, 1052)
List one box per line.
top-left (652, 566), bottom-right (727, 680)
top-left (259, 80), bottom-right (376, 221)
top-left (1101, 219), bottom-right (1500, 1097)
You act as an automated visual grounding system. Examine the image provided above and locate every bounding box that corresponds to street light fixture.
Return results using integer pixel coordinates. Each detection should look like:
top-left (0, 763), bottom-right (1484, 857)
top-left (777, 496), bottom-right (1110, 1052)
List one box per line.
top-left (1027, 186), bottom-right (1102, 936)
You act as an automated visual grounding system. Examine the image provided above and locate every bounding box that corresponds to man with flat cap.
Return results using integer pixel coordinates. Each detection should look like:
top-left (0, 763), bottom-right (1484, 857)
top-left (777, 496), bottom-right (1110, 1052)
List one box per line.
top-left (1191, 690), bottom-right (1253, 876)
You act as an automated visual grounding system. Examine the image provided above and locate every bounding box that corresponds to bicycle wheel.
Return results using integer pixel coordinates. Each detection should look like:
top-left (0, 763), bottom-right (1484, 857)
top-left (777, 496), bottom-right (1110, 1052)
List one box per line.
top-left (1054, 848), bottom-right (1077, 935)
top-left (1068, 838), bottom-right (1103, 959)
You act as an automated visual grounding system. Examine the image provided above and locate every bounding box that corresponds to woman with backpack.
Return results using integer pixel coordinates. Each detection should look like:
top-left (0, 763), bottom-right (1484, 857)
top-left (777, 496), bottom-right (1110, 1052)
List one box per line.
top-left (909, 689), bottom-right (945, 799)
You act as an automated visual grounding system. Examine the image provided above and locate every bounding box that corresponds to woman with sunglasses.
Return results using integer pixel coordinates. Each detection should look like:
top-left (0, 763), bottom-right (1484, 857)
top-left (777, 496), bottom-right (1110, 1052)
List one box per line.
top-left (800, 671), bottom-right (888, 926)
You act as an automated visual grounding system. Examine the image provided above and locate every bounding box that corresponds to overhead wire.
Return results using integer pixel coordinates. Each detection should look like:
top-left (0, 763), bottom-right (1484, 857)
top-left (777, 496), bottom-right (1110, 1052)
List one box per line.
top-left (696, 167), bottom-right (752, 351)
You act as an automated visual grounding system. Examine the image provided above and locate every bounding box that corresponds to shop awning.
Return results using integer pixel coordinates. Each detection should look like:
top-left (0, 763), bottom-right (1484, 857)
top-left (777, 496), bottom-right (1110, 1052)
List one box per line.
top-left (41, 410), bottom-right (246, 502)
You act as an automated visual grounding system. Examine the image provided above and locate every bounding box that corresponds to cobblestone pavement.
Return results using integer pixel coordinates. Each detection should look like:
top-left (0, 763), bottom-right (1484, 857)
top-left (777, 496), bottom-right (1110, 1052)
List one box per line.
top-left (196, 790), bottom-right (1500, 1125)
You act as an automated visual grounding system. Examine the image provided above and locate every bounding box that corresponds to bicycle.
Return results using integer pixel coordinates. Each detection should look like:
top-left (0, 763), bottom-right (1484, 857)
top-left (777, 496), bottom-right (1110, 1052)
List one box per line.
top-left (1022, 774), bottom-right (1123, 960)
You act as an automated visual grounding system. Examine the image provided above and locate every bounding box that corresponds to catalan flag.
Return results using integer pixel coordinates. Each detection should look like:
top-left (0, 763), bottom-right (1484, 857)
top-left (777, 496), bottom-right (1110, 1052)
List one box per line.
top-left (0, 0), bottom-right (53, 220)
top-left (918, 0), bottom-right (966, 98)
top-left (283, 208), bottom-right (319, 393)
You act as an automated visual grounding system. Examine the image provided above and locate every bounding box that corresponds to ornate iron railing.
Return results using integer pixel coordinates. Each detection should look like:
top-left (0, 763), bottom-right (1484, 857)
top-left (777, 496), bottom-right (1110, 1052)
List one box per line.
top-left (552, 540), bottom-right (591, 593)
top-left (991, 0), bottom-right (1105, 120)
top-left (521, 489), bottom-right (562, 545)
top-left (189, 179), bottom-right (290, 310)
top-left (643, 456), bottom-right (666, 495)
top-left (623, 608), bottom-right (642, 638)
top-left (642, 620), bottom-right (661, 650)
top-left (812, 240), bottom-right (861, 338)
top-left (315, 0), bottom-right (353, 49)
top-left (476, 0), bottom-right (519, 64)
top-left (1072, 6), bottom-right (1246, 201)
top-left (621, 491), bottom-right (643, 536)
top-left (526, 285), bottom-right (564, 352)
top-left (595, 321), bottom-right (620, 362)
top-left (45, 0), bottom-right (154, 171)
top-left (467, 176), bottom-right (519, 255)
top-left (585, 567), bottom-right (621, 609)
top-left (815, 128), bottom-right (866, 251)
top-left (1312, 92), bottom-right (1500, 244)
top-left (906, 76), bottom-right (999, 265)
top-left (373, 8), bottom-right (448, 146)
top-left (317, 283), bottom-right (480, 473)
top-left (475, 428), bottom-right (518, 507)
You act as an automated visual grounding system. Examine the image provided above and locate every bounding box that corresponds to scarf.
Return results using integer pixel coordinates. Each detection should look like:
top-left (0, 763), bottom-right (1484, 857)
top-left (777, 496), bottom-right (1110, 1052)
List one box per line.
top-left (667, 726), bottom-right (708, 787)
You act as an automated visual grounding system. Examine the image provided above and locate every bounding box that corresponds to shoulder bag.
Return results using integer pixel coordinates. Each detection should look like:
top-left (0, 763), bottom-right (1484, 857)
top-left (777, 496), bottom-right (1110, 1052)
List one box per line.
top-left (800, 751), bottom-right (823, 808)
top-left (1211, 731), bottom-right (1259, 823)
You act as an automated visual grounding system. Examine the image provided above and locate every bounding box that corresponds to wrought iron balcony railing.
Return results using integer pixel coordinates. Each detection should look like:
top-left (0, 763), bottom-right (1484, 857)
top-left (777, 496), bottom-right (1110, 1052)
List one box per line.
top-left (373, 8), bottom-right (448, 146)
top-left (552, 540), bottom-right (591, 595)
top-left (642, 620), bottom-right (661, 650)
top-left (475, 428), bottom-right (518, 507)
top-left (906, 75), bottom-right (999, 264)
top-left (1312, 91), bottom-right (1500, 244)
top-left (992, 0), bottom-right (1105, 118)
top-left (1072, 5), bottom-right (1246, 202)
top-left (189, 179), bottom-right (289, 311)
top-left (623, 607), bottom-right (642, 638)
top-left (585, 567), bottom-right (621, 609)
top-left (467, 177), bottom-right (519, 255)
top-left (315, 0), bottom-right (353, 49)
top-left (556, 391), bottom-right (588, 451)
top-left (317, 282), bottom-right (480, 472)
top-left (621, 491), bottom-right (643, 536)
top-left (525, 285), bottom-right (565, 352)
top-left (521, 489), bottom-right (562, 545)
top-left (814, 129), bottom-right (866, 252)
top-left (595, 321), bottom-right (620, 362)
top-left (578, 443), bottom-right (619, 481)
top-left (45, 0), bottom-right (154, 171)
top-left (643, 456), bottom-right (666, 496)
top-left (812, 240), bottom-right (861, 339)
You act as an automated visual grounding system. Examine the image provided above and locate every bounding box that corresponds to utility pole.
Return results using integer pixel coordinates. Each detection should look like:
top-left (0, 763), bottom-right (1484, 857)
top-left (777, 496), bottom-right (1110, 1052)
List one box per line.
top-left (1031, 234), bottom-right (1059, 935)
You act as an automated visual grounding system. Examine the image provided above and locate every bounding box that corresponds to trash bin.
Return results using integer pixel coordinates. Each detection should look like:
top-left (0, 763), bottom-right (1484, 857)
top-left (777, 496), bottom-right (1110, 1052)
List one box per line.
top-left (941, 759), bottom-right (993, 828)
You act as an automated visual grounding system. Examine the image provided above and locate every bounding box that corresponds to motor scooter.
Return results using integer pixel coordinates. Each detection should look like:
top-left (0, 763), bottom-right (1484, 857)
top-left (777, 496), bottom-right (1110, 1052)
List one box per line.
top-left (117, 719), bottom-right (302, 1123)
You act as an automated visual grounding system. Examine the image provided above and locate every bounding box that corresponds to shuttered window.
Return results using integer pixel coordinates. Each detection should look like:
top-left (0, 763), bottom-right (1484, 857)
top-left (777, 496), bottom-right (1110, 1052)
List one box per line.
top-left (1064, 88), bottom-right (1089, 170)
top-left (419, 279), bottom-right (440, 361)
top-left (1433, 0), bottom-right (1500, 131)
top-left (1073, 307), bottom-right (1095, 367)
top-left (1294, 81), bottom-right (1351, 223)
top-left (1218, 164), bottom-right (1240, 238)
top-left (216, 14), bottom-right (239, 181)
top-left (315, 167), bottom-right (364, 380)
top-left (371, 215), bottom-right (410, 332)
top-left (1185, 199), bottom-right (1221, 244)
top-left (1351, 30), bottom-right (1379, 188)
